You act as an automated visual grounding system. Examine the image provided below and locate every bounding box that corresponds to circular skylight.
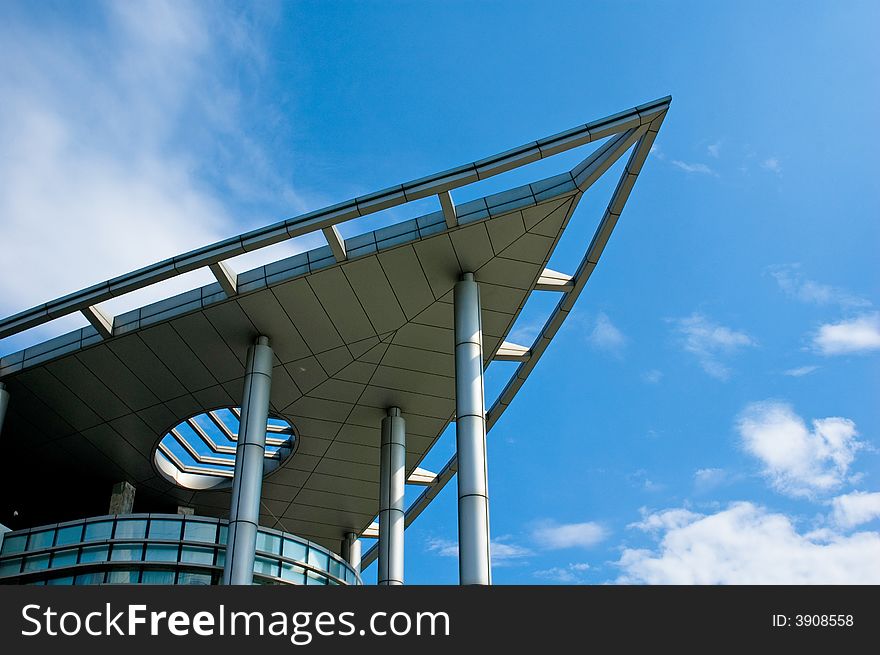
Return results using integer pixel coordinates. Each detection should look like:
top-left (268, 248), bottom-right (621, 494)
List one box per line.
top-left (154, 407), bottom-right (296, 490)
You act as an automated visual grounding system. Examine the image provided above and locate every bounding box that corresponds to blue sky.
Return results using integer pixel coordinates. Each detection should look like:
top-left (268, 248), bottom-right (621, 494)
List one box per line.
top-left (1, 1), bottom-right (878, 583)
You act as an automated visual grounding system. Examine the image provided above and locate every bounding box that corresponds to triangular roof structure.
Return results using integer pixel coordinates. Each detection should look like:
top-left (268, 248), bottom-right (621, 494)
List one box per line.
top-left (0, 97), bottom-right (670, 554)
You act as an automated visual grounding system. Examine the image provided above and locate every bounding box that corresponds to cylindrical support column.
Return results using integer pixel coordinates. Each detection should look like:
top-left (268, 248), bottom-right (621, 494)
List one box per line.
top-left (223, 336), bottom-right (273, 586)
top-left (342, 532), bottom-right (362, 574)
top-left (0, 382), bottom-right (9, 438)
top-left (377, 407), bottom-right (405, 585)
top-left (454, 272), bottom-right (491, 585)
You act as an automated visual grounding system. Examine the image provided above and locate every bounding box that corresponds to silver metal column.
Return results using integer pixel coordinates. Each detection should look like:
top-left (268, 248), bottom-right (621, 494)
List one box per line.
top-left (223, 335), bottom-right (273, 586)
top-left (378, 407), bottom-right (405, 585)
top-left (342, 532), bottom-right (362, 573)
top-left (0, 382), bottom-right (8, 438)
top-left (454, 272), bottom-right (491, 585)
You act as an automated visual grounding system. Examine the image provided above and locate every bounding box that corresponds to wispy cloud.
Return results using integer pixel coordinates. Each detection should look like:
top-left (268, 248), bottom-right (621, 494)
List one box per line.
top-left (783, 365), bottom-right (819, 377)
top-left (533, 562), bottom-right (591, 584)
top-left (531, 520), bottom-right (608, 550)
top-left (641, 369), bottom-right (663, 384)
top-left (707, 141), bottom-right (721, 158)
top-left (761, 157), bottom-right (782, 174)
top-left (0, 2), bottom-right (309, 343)
top-left (587, 312), bottom-right (627, 355)
top-left (425, 536), bottom-right (532, 565)
top-left (813, 313), bottom-right (880, 355)
top-left (769, 264), bottom-right (871, 309)
top-left (671, 313), bottom-right (755, 380)
top-left (694, 467), bottom-right (726, 492)
top-left (616, 502), bottom-right (880, 584)
top-left (670, 160), bottom-right (716, 175)
top-left (737, 401), bottom-right (862, 498)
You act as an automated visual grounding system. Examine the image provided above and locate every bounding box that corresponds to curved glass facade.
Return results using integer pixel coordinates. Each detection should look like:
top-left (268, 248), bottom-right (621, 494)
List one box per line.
top-left (0, 514), bottom-right (359, 586)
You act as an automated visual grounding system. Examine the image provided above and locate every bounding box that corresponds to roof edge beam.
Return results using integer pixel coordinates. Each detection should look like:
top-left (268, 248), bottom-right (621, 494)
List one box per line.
top-left (535, 268), bottom-right (574, 292)
top-left (209, 261), bottom-right (238, 297)
top-left (438, 190), bottom-right (457, 228)
top-left (81, 305), bottom-right (114, 339)
top-left (322, 225), bottom-right (347, 262)
top-left (494, 341), bottom-right (531, 362)
top-left (407, 467), bottom-right (438, 486)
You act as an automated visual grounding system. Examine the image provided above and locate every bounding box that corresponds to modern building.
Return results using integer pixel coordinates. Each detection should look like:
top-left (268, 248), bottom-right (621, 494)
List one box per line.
top-left (0, 97), bottom-right (670, 585)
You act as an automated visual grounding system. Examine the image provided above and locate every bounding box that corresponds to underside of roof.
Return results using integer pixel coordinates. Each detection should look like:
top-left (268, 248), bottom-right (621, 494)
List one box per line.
top-left (0, 97), bottom-right (670, 553)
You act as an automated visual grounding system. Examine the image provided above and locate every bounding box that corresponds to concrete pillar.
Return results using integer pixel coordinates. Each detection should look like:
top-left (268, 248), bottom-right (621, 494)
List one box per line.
top-left (223, 336), bottom-right (273, 586)
top-left (454, 272), bottom-right (491, 585)
top-left (342, 532), bottom-right (362, 573)
top-left (109, 481), bottom-right (135, 514)
top-left (377, 407), bottom-right (405, 585)
top-left (0, 382), bottom-right (9, 438)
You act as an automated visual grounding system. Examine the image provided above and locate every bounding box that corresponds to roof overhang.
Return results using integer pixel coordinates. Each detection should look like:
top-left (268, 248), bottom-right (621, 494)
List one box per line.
top-left (0, 97), bottom-right (670, 553)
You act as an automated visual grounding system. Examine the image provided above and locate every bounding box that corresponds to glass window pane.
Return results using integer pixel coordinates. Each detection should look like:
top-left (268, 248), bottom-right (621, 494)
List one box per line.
top-left (307, 547), bottom-right (329, 571)
top-left (145, 544), bottom-right (178, 562)
top-left (141, 570), bottom-right (174, 584)
top-left (305, 570), bottom-right (327, 585)
top-left (177, 571), bottom-right (212, 585)
top-left (328, 557), bottom-right (342, 580)
top-left (74, 572), bottom-right (105, 585)
top-left (23, 554), bottom-right (50, 572)
top-left (218, 525), bottom-right (228, 545)
top-left (46, 576), bottom-right (74, 585)
top-left (180, 546), bottom-right (214, 565)
top-left (55, 525), bottom-right (84, 546)
top-left (79, 545), bottom-right (109, 563)
top-left (283, 538), bottom-right (307, 562)
top-left (254, 555), bottom-right (278, 577)
top-left (215, 550), bottom-right (225, 568)
top-left (256, 531), bottom-right (281, 555)
top-left (50, 549), bottom-right (79, 568)
top-left (0, 557), bottom-right (22, 577)
top-left (114, 520), bottom-right (147, 540)
top-left (106, 570), bottom-right (139, 584)
top-left (0, 533), bottom-right (27, 555)
top-left (183, 521), bottom-right (217, 543)
top-left (27, 530), bottom-right (55, 550)
top-left (280, 562), bottom-right (305, 584)
top-left (111, 544), bottom-right (143, 562)
top-left (148, 520), bottom-right (181, 540)
top-left (83, 521), bottom-right (113, 542)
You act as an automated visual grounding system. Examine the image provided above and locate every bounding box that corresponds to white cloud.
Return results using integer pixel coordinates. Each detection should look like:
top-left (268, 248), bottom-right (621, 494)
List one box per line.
top-left (761, 157), bottom-right (782, 174)
top-left (425, 536), bottom-right (532, 564)
top-left (641, 369), bottom-right (663, 384)
top-left (707, 142), bottom-right (721, 158)
top-left (671, 313), bottom-right (754, 380)
top-left (629, 508), bottom-right (701, 534)
top-left (737, 401), bottom-right (862, 498)
top-left (813, 313), bottom-right (880, 355)
top-left (531, 520), bottom-right (608, 550)
top-left (533, 562), bottom-right (590, 584)
top-left (425, 537), bottom-right (459, 558)
top-left (587, 312), bottom-right (626, 355)
top-left (769, 264), bottom-right (870, 309)
top-left (670, 160), bottom-right (715, 175)
top-left (0, 2), bottom-right (308, 346)
top-left (783, 365), bottom-right (819, 377)
top-left (694, 467), bottom-right (726, 492)
top-left (831, 491), bottom-right (880, 529)
top-left (616, 502), bottom-right (880, 584)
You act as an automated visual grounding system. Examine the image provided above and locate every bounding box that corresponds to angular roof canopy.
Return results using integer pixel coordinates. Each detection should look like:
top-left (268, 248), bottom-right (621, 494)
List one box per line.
top-left (0, 97), bottom-right (669, 553)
